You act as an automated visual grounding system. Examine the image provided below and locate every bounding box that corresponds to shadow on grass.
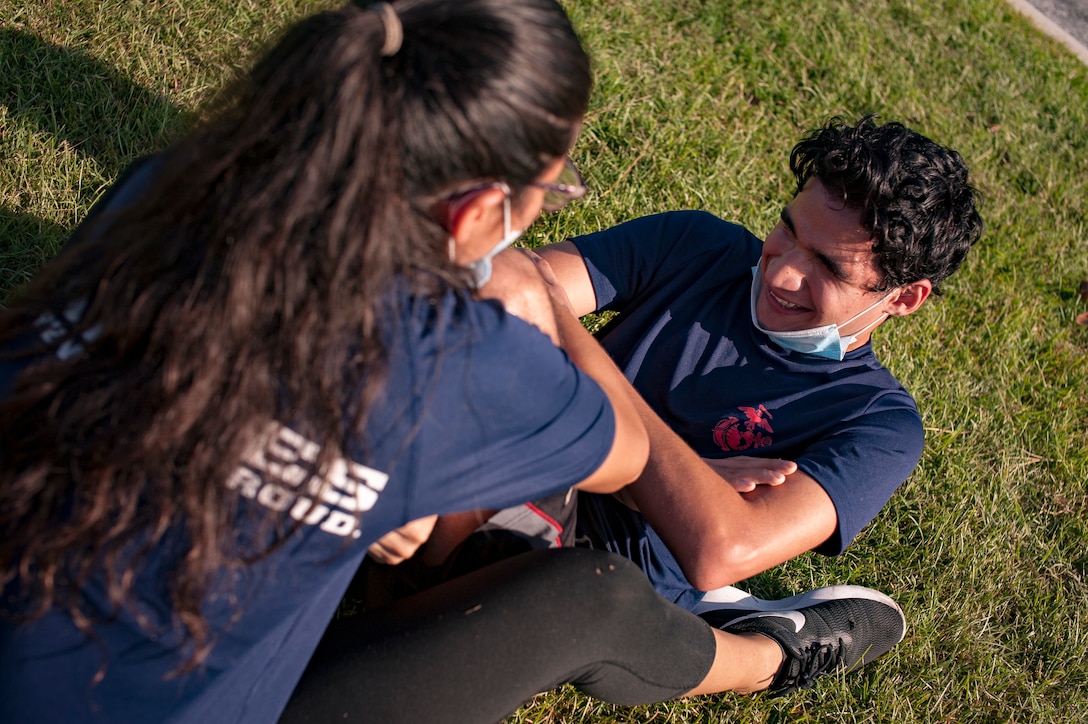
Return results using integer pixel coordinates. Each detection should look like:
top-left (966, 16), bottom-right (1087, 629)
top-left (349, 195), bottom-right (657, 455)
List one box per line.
top-left (0, 27), bottom-right (184, 302)
top-left (0, 211), bottom-right (67, 305)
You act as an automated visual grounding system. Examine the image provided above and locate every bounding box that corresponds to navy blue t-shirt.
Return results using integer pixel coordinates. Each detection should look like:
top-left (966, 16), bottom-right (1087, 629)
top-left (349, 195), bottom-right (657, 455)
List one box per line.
top-left (0, 163), bottom-right (616, 722)
top-left (572, 211), bottom-right (923, 609)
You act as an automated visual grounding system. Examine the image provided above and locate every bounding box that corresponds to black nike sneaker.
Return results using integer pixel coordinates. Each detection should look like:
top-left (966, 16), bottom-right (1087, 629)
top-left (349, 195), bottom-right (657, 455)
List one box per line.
top-left (710, 586), bottom-right (907, 696)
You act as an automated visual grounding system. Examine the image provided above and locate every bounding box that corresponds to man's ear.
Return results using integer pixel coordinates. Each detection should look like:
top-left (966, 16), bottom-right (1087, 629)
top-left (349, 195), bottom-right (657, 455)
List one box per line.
top-left (448, 187), bottom-right (506, 263)
top-left (886, 279), bottom-right (932, 317)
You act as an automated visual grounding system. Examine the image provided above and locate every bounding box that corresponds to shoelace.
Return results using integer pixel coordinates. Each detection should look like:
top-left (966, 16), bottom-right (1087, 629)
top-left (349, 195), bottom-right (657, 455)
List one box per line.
top-left (782, 638), bottom-right (846, 690)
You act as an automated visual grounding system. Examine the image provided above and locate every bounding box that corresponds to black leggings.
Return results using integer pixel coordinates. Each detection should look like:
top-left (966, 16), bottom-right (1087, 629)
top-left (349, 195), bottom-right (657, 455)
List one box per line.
top-left (280, 548), bottom-right (716, 724)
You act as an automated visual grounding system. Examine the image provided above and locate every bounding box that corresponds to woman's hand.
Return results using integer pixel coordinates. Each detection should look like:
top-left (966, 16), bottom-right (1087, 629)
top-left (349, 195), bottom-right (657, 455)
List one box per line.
top-left (367, 514), bottom-right (439, 565)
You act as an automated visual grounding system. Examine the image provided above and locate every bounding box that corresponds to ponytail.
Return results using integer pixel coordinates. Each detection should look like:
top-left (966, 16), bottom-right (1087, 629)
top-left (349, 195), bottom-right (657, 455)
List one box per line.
top-left (0, 0), bottom-right (590, 672)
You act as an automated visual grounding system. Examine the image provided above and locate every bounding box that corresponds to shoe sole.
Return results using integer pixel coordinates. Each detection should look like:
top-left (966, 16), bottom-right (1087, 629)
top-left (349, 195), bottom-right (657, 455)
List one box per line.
top-left (693, 584), bottom-right (907, 645)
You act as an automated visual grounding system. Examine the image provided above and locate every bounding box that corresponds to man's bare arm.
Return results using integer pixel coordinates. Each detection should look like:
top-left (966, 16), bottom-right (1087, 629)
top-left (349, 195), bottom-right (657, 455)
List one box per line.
top-left (623, 391), bottom-right (838, 590)
top-left (536, 239), bottom-right (838, 589)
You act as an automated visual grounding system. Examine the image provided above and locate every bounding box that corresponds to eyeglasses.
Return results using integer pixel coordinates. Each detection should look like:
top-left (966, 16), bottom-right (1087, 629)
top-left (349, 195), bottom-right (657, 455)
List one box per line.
top-left (432, 156), bottom-right (588, 230)
top-left (532, 156), bottom-right (588, 213)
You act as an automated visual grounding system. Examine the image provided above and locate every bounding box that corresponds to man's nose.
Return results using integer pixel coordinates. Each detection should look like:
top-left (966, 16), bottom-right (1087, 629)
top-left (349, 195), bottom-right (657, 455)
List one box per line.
top-left (763, 249), bottom-right (807, 292)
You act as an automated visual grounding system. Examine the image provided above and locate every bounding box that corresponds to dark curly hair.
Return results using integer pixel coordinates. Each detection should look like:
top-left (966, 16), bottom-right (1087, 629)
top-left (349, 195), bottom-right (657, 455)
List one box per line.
top-left (789, 115), bottom-right (983, 293)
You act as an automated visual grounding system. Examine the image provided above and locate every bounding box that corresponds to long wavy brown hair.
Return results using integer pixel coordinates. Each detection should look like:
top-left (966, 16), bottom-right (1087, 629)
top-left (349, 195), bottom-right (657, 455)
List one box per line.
top-left (0, 0), bottom-right (590, 672)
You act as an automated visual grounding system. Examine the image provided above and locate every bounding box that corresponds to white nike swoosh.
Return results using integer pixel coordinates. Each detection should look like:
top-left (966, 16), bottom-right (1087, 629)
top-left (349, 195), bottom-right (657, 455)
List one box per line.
top-left (777, 611), bottom-right (806, 633)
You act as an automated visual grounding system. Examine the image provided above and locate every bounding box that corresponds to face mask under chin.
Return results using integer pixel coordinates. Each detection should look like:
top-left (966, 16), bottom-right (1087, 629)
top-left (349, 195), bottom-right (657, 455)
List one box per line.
top-left (749, 262), bottom-right (891, 361)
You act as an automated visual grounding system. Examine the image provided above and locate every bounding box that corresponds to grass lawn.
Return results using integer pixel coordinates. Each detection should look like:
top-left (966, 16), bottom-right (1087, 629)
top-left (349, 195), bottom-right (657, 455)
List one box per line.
top-left (3, 0), bottom-right (1088, 722)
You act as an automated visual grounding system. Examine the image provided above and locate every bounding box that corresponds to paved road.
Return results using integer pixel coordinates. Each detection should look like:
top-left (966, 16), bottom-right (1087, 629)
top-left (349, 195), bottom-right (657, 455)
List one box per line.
top-left (1008, 0), bottom-right (1088, 65)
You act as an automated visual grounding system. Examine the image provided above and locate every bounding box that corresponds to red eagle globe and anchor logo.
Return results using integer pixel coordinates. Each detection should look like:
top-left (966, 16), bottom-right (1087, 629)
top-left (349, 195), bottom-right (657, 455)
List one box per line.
top-left (712, 404), bottom-right (774, 451)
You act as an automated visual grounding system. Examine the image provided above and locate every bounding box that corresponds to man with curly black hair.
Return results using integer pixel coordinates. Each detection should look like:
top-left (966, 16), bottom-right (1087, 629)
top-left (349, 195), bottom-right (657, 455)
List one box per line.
top-left (529, 115), bottom-right (984, 610)
top-left (352, 115), bottom-right (982, 699)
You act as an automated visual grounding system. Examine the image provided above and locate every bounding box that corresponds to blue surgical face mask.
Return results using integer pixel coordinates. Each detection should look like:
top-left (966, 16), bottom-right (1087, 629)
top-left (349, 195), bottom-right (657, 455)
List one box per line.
top-left (465, 184), bottom-right (522, 287)
top-left (750, 262), bottom-right (892, 361)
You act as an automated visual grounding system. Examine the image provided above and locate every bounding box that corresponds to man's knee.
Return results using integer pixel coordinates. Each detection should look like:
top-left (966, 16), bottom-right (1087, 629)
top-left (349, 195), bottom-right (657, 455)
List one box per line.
top-left (478, 249), bottom-right (559, 342)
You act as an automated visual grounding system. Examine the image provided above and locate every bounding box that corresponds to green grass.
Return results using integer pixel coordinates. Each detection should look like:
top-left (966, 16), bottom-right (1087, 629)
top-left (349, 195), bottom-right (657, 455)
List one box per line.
top-left (4, 0), bottom-right (1088, 721)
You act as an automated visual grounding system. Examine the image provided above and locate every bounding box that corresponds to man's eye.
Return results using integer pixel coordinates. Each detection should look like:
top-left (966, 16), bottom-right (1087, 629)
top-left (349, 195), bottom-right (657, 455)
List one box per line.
top-left (818, 257), bottom-right (847, 280)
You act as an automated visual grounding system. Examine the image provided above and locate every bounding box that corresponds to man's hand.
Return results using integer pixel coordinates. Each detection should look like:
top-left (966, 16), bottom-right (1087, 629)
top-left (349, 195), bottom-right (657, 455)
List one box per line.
top-left (367, 515), bottom-right (439, 565)
top-left (701, 456), bottom-right (799, 493)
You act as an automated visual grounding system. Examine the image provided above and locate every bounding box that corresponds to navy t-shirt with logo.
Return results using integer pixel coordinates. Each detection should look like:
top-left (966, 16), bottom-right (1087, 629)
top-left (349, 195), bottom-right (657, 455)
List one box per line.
top-left (0, 160), bottom-right (616, 723)
top-left (572, 211), bottom-right (924, 610)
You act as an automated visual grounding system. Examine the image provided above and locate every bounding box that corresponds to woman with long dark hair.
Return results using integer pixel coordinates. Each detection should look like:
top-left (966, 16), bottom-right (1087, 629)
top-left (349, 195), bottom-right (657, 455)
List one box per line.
top-left (0, 2), bottom-right (904, 722)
